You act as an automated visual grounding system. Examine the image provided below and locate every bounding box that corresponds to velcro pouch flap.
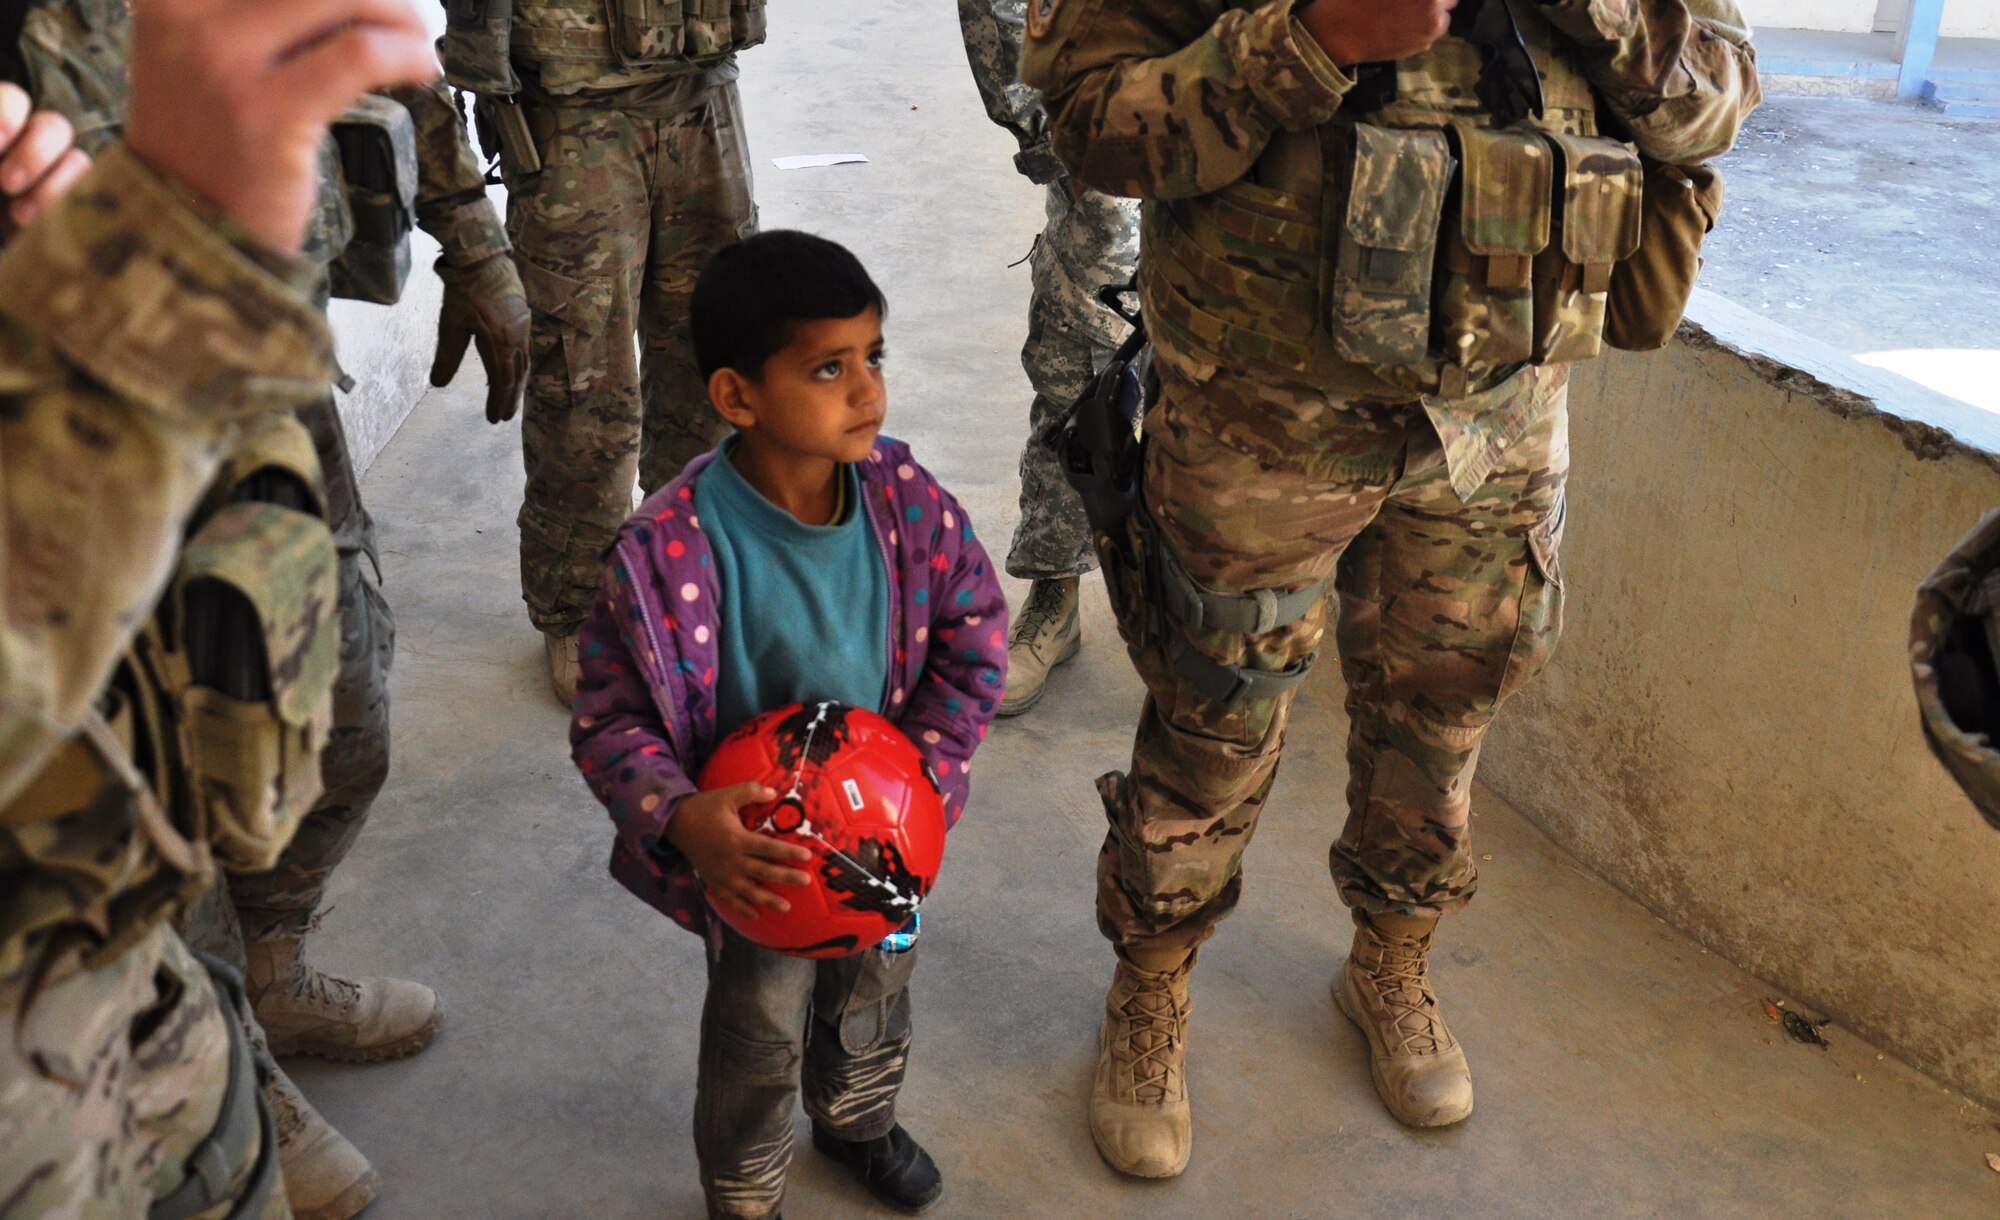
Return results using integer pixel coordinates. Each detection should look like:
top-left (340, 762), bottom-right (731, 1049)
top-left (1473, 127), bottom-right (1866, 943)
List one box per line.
top-left (176, 504), bottom-right (338, 731)
top-left (1330, 124), bottom-right (1453, 367)
top-left (1455, 122), bottom-right (1552, 272)
top-left (1545, 131), bottom-right (1643, 272)
top-left (605, 0), bottom-right (686, 62)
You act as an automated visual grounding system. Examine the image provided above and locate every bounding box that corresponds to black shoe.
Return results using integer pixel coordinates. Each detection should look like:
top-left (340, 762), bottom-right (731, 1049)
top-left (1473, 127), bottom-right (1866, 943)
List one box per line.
top-left (810, 1122), bottom-right (943, 1214)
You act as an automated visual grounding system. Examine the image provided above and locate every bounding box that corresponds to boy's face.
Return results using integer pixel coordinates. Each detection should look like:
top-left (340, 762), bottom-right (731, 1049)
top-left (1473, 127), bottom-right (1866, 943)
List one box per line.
top-left (714, 308), bottom-right (886, 465)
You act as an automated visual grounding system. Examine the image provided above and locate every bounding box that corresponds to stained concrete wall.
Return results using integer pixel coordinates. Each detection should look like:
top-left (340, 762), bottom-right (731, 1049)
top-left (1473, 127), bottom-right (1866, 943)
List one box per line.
top-left (327, 231), bottom-right (445, 474)
top-left (1478, 288), bottom-right (2000, 1107)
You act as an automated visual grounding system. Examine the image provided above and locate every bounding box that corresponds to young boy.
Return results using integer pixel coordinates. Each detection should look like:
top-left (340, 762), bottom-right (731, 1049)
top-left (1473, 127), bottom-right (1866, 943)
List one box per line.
top-left (570, 231), bottom-right (1008, 1219)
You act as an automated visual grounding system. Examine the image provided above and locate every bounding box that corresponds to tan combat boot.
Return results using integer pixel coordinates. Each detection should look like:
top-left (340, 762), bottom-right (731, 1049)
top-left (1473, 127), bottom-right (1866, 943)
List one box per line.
top-left (998, 576), bottom-right (1080, 716)
top-left (246, 936), bottom-right (442, 1063)
top-left (1333, 911), bottom-right (1474, 1128)
top-left (545, 629), bottom-right (580, 706)
top-left (267, 1064), bottom-right (379, 1220)
top-left (1089, 945), bottom-right (1195, 1178)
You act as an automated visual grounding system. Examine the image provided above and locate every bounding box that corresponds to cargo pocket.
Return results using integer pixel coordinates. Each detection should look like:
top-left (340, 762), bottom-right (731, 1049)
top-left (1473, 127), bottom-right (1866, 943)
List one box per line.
top-left (173, 503), bottom-right (340, 873)
top-left (514, 251), bottom-right (617, 413)
top-left (1329, 125), bottom-right (1454, 367)
top-left (1532, 133), bottom-right (1643, 365)
top-left (823, 945), bottom-right (917, 1056)
top-left (605, 0), bottom-right (685, 64)
top-left (1498, 494), bottom-right (1567, 704)
top-left (1434, 123), bottom-right (1552, 396)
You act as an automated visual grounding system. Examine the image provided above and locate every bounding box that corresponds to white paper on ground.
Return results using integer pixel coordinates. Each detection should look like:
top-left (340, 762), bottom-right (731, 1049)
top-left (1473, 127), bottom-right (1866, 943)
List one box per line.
top-left (772, 153), bottom-right (870, 170)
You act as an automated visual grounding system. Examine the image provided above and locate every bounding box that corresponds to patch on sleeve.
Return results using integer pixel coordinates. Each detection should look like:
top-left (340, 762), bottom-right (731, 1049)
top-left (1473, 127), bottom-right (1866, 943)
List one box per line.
top-left (1026, 0), bottom-right (1062, 40)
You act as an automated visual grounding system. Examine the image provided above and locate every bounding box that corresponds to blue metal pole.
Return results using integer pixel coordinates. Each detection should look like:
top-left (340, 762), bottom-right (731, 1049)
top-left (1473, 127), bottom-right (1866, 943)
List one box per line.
top-left (1897, 0), bottom-right (1945, 99)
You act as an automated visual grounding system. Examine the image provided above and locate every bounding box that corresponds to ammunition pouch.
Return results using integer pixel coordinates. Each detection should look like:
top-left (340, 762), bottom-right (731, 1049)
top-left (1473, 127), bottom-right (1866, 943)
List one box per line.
top-left (1604, 159), bottom-right (1725, 352)
top-left (326, 96), bottom-right (418, 306)
top-left (167, 497), bottom-right (339, 874)
top-left (474, 95), bottom-right (544, 180)
top-left (148, 950), bottom-right (281, 1220)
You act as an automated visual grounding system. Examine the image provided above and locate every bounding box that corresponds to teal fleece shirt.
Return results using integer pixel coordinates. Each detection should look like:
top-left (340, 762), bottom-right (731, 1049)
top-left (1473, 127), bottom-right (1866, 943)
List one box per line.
top-left (693, 442), bottom-right (890, 739)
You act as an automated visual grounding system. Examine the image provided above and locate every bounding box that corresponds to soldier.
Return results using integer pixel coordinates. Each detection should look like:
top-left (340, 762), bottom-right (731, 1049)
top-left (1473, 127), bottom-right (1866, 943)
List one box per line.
top-left (10, 3), bottom-right (531, 1215)
top-left (436, 0), bottom-right (764, 703)
top-left (0, 0), bottom-right (439, 1215)
top-left (956, 0), bottom-right (1140, 715)
top-left (1024, 0), bottom-right (1760, 1176)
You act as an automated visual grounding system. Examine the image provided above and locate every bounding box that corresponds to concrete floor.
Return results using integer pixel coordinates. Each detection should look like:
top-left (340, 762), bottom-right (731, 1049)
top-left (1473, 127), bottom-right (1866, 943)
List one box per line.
top-left (292, 3), bottom-right (2000, 1215)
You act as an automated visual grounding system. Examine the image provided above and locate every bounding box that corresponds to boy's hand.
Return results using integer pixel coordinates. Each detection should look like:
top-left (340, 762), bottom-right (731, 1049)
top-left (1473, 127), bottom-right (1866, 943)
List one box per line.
top-left (0, 85), bottom-right (91, 237)
top-left (666, 782), bottom-right (815, 920)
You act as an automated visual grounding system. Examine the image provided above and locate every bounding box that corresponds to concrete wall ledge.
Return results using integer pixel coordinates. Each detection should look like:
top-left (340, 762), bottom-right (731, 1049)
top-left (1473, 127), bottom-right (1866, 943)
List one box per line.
top-left (1466, 288), bottom-right (2000, 1107)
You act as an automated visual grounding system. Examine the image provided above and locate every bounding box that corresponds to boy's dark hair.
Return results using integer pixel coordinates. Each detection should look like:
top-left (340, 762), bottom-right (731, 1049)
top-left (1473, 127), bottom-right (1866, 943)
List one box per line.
top-left (691, 230), bottom-right (888, 380)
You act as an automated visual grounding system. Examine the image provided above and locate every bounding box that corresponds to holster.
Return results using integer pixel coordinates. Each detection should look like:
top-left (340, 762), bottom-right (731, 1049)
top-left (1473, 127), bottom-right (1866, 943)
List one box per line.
top-left (1046, 284), bottom-right (1152, 557)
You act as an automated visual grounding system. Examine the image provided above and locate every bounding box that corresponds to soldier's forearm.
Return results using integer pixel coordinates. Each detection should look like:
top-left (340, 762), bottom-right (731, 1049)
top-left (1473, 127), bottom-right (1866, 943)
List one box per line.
top-left (1026, 0), bottom-right (1353, 200)
top-left (378, 78), bottom-right (510, 267)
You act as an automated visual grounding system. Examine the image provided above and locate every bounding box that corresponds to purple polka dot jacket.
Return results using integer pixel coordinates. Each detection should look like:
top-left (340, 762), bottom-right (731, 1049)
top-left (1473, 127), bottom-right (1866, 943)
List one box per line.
top-left (569, 439), bottom-right (1010, 937)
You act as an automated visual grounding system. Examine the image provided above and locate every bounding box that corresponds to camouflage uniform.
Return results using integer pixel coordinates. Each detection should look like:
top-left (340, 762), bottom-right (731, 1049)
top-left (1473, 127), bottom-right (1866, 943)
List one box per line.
top-left (16, 0), bottom-right (514, 953)
top-left (445, 0), bottom-right (763, 634)
top-left (0, 144), bottom-right (338, 1220)
top-left (957, 0), bottom-right (1139, 579)
top-left (1022, 0), bottom-right (1760, 947)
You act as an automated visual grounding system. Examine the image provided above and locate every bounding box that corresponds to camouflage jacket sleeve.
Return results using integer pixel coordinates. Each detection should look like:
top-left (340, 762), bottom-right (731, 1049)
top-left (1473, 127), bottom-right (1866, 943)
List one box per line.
top-left (958, 0), bottom-right (1065, 185)
top-left (0, 146), bottom-right (334, 808)
top-left (378, 79), bottom-right (510, 269)
top-left (1537, 0), bottom-right (1761, 163)
top-left (1020, 0), bottom-right (1355, 200)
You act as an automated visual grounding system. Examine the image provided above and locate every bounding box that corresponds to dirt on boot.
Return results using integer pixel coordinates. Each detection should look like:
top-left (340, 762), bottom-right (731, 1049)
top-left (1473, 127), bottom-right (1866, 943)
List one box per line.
top-left (999, 576), bottom-right (1080, 716)
top-left (247, 936), bottom-right (442, 1063)
top-left (1090, 949), bottom-right (1194, 1178)
top-left (267, 1063), bottom-right (379, 1220)
top-left (1334, 913), bottom-right (1474, 1128)
top-left (545, 629), bottom-right (580, 706)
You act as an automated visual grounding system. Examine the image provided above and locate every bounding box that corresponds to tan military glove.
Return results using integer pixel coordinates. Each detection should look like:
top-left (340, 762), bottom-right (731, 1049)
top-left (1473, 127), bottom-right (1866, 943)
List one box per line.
top-left (431, 253), bottom-right (530, 424)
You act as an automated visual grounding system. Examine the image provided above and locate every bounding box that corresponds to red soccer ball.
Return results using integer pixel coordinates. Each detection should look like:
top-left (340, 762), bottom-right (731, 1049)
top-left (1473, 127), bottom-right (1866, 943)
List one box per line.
top-left (696, 702), bottom-right (946, 958)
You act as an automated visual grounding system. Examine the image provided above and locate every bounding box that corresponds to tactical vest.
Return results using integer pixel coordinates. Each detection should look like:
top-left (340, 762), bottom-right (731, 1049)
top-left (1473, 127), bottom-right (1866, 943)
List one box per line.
top-left (0, 415), bottom-right (339, 989)
top-left (442, 0), bottom-right (767, 95)
top-left (1142, 7), bottom-right (1644, 400)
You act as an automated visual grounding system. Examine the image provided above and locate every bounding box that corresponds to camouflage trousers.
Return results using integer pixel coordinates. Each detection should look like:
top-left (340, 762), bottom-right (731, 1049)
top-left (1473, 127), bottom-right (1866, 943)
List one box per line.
top-left (184, 394), bottom-right (395, 956)
top-left (0, 925), bottom-right (289, 1219)
top-left (507, 84), bottom-right (756, 634)
top-left (695, 927), bottom-right (916, 1219)
top-left (1097, 361), bottom-right (1570, 953)
top-left (1006, 182), bottom-right (1140, 580)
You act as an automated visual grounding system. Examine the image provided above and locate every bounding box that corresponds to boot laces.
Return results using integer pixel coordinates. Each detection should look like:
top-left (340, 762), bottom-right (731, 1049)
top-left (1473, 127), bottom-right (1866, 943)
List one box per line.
top-left (1010, 579), bottom-right (1072, 653)
top-left (266, 1072), bottom-right (308, 1142)
top-left (1367, 934), bottom-right (1447, 1057)
top-left (1116, 975), bottom-right (1185, 1104)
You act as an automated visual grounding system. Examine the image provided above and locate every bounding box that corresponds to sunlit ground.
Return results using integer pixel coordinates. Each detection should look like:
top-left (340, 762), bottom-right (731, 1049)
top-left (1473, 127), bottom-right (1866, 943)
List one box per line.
top-left (1854, 349), bottom-right (2000, 417)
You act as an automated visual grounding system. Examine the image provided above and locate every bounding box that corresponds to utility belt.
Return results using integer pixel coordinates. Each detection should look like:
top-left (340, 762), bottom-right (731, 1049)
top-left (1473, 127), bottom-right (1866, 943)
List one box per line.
top-left (1146, 113), bottom-right (1656, 398)
top-left (441, 0), bottom-right (765, 96)
top-left (1048, 288), bottom-right (1324, 711)
top-left (0, 413), bottom-right (339, 980)
top-left (149, 949), bottom-right (282, 1220)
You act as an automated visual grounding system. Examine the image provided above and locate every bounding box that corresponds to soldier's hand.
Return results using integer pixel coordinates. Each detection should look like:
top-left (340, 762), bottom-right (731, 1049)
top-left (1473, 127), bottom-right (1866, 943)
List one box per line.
top-left (0, 85), bottom-right (91, 236)
top-left (1299, 0), bottom-right (1459, 66)
top-left (666, 783), bottom-right (815, 921)
top-left (126, 0), bottom-right (440, 253)
top-left (432, 255), bottom-right (532, 424)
